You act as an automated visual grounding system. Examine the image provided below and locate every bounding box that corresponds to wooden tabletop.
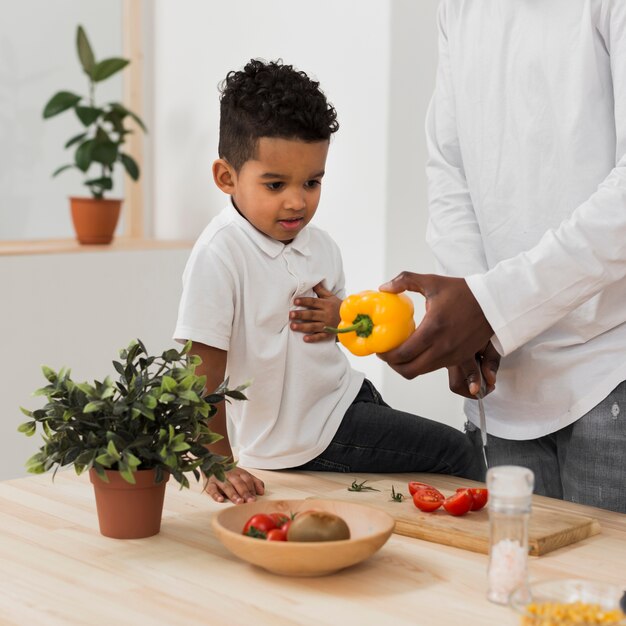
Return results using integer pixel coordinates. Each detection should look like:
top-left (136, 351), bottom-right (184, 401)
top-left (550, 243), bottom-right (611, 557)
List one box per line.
top-left (0, 470), bottom-right (624, 626)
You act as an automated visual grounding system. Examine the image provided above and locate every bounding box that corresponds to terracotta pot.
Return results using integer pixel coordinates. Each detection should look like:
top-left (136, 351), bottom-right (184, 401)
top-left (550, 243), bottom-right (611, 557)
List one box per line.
top-left (89, 468), bottom-right (169, 539)
top-left (69, 196), bottom-right (122, 245)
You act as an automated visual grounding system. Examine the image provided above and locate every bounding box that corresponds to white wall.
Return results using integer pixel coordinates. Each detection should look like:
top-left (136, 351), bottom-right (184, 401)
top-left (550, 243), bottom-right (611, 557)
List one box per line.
top-left (0, 248), bottom-right (190, 480)
top-left (384, 0), bottom-right (464, 428)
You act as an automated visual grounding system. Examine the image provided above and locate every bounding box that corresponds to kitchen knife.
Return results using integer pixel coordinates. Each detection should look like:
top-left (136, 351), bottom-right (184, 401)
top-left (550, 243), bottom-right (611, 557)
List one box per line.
top-left (476, 367), bottom-right (489, 468)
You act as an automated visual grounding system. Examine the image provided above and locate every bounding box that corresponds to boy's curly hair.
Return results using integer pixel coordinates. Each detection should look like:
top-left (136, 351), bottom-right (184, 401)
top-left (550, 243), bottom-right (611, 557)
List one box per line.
top-left (218, 59), bottom-right (339, 171)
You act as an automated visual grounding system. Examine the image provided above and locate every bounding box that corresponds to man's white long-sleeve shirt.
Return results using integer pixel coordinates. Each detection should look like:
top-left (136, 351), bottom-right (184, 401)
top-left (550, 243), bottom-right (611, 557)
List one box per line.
top-left (426, 0), bottom-right (626, 439)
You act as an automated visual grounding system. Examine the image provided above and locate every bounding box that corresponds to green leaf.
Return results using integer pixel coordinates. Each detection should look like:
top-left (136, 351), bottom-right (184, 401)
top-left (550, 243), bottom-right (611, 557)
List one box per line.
top-left (17, 421), bottom-right (37, 436)
top-left (26, 458), bottom-right (46, 474)
top-left (65, 132), bottom-right (87, 149)
top-left (120, 153), bottom-right (139, 181)
top-left (76, 25), bottom-right (95, 75)
top-left (75, 106), bottom-right (102, 127)
top-left (161, 376), bottom-right (177, 392)
top-left (119, 463), bottom-right (136, 484)
top-left (225, 390), bottom-right (248, 401)
top-left (170, 441), bottom-right (190, 453)
top-left (52, 164), bottom-right (75, 178)
top-left (41, 365), bottom-right (57, 382)
top-left (125, 452), bottom-right (142, 470)
top-left (83, 401), bottom-right (104, 414)
top-left (75, 140), bottom-right (95, 172)
top-left (84, 176), bottom-right (113, 191)
top-left (110, 103), bottom-right (147, 132)
top-left (179, 390), bottom-right (200, 403)
top-left (106, 440), bottom-right (121, 461)
top-left (92, 58), bottom-right (129, 82)
top-left (144, 395), bottom-right (157, 410)
top-left (43, 91), bottom-right (81, 118)
top-left (91, 141), bottom-right (118, 166)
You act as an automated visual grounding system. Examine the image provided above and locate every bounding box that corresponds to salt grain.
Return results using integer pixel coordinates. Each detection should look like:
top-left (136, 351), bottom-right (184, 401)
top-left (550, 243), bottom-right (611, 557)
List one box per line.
top-left (487, 538), bottom-right (528, 604)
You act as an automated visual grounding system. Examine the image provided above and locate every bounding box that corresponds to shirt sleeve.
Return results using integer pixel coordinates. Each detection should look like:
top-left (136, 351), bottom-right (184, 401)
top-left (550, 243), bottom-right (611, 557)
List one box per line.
top-left (467, 0), bottom-right (626, 355)
top-left (425, 1), bottom-right (489, 277)
top-left (173, 242), bottom-right (235, 351)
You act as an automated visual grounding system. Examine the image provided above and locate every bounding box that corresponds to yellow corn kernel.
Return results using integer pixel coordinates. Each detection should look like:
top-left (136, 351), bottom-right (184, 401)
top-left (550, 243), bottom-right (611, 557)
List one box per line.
top-left (520, 601), bottom-right (625, 626)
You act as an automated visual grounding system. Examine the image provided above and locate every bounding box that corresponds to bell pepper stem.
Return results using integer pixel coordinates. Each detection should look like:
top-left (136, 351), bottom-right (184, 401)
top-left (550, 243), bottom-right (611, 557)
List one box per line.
top-left (324, 314), bottom-right (374, 338)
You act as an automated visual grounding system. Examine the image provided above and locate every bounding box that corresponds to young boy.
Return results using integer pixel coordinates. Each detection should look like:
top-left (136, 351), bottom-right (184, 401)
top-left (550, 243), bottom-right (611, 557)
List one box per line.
top-left (174, 59), bottom-right (484, 504)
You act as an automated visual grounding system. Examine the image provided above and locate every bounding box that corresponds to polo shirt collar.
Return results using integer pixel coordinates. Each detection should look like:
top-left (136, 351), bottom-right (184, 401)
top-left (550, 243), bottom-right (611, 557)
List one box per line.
top-left (227, 203), bottom-right (312, 258)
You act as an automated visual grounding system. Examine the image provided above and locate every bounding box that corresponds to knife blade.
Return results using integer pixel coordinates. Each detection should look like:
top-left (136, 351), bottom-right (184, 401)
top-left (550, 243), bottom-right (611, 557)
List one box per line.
top-left (476, 367), bottom-right (489, 468)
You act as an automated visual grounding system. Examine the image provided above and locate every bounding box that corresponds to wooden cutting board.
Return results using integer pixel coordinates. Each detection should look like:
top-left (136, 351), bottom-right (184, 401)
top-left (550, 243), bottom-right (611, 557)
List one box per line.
top-left (314, 479), bottom-right (600, 556)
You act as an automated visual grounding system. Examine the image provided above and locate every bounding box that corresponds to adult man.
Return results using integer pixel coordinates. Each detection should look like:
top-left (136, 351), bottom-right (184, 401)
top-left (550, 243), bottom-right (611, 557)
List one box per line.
top-left (381, 0), bottom-right (626, 512)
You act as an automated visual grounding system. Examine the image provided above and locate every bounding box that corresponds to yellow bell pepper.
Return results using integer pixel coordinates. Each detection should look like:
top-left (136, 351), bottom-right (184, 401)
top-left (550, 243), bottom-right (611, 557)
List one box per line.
top-left (324, 290), bottom-right (416, 356)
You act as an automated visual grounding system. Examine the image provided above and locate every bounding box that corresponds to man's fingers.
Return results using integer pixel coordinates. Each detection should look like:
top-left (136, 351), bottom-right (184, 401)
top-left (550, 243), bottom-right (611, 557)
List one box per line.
top-left (480, 342), bottom-right (501, 389)
top-left (447, 360), bottom-right (482, 399)
top-left (379, 271), bottom-right (429, 295)
top-left (464, 360), bottom-right (482, 397)
top-left (378, 332), bottom-right (443, 379)
top-left (377, 315), bottom-right (439, 371)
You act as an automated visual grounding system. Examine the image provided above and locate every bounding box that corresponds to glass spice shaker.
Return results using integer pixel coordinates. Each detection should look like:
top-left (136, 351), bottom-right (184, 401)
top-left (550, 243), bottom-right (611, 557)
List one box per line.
top-left (486, 465), bottom-right (535, 605)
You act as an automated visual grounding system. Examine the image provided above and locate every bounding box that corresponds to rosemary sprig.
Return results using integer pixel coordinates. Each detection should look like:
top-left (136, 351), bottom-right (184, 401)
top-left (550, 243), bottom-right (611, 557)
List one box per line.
top-left (348, 479), bottom-right (380, 492)
top-left (390, 485), bottom-right (405, 502)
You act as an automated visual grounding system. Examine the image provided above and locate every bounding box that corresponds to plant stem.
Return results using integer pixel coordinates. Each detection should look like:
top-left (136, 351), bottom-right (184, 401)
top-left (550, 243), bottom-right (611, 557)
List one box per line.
top-left (324, 314), bottom-right (374, 338)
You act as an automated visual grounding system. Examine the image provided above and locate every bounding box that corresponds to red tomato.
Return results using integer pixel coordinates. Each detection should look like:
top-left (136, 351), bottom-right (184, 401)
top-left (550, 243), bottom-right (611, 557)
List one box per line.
top-left (269, 512), bottom-right (291, 528)
top-left (266, 528), bottom-right (288, 541)
top-left (443, 490), bottom-right (473, 516)
top-left (456, 487), bottom-right (489, 511)
top-left (408, 481), bottom-right (436, 496)
top-left (412, 487), bottom-right (444, 512)
top-left (242, 513), bottom-right (277, 538)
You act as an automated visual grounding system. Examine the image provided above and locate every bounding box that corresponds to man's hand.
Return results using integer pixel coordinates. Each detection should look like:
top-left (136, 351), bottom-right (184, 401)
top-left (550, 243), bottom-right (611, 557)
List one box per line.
top-left (378, 272), bottom-right (494, 379)
top-left (290, 282), bottom-right (341, 343)
top-left (204, 467), bottom-right (265, 504)
top-left (447, 341), bottom-right (501, 399)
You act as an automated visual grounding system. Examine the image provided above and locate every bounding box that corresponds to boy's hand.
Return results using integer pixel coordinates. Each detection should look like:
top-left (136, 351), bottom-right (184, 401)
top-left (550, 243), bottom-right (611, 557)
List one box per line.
top-left (290, 282), bottom-right (341, 343)
top-left (204, 467), bottom-right (265, 504)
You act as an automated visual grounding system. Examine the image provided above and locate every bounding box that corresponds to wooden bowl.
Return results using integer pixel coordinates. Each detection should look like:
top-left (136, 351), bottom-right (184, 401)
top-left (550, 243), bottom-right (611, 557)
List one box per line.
top-left (211, 498), bottom-right (395, 576)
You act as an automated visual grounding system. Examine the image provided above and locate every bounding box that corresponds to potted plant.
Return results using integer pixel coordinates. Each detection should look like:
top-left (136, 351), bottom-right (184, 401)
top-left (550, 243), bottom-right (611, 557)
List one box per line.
top-left (18, 339), bottom-right (247, 539)
top-left (42, 25), bottom-right (146, 244)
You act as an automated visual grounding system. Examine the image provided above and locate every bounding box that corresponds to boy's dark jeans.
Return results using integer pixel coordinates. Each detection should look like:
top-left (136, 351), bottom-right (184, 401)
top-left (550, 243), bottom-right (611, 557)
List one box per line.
top-left (292, 379), bottom-right (485, 481)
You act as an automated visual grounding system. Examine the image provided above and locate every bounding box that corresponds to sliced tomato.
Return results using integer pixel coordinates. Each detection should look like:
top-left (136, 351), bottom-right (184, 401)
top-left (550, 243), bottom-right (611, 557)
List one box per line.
top-left (443, 489), bottom-right (473, 516)
top-left (456, 487), bottom-right (489, 511)
top-left (242, 513), bottom-right (277, 537)
top-left (408, 481), bottom-right (436, 496)
top-left (412, 487), bottom-right (444, 512)
top-left (266, 527), bottom-right (288, 541)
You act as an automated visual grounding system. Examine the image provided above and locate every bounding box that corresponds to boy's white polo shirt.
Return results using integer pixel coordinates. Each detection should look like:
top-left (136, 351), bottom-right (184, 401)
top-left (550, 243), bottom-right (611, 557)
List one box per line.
top-left (174, 205), bottom-right (364, 469)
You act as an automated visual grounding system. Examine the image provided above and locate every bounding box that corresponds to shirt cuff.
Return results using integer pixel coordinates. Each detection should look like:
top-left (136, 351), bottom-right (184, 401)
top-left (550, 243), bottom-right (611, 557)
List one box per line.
top-left (465, 274), bottom-right (516, 356)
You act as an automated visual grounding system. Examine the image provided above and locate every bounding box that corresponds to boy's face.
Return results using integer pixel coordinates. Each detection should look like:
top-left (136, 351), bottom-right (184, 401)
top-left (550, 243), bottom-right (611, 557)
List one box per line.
top-left (214, 137), bottom-right (329, 243)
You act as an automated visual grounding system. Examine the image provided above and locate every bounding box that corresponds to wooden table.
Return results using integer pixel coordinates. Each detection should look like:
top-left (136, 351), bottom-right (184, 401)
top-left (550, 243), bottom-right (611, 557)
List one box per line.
top-left (0, 470), bottom-right (624, 626)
